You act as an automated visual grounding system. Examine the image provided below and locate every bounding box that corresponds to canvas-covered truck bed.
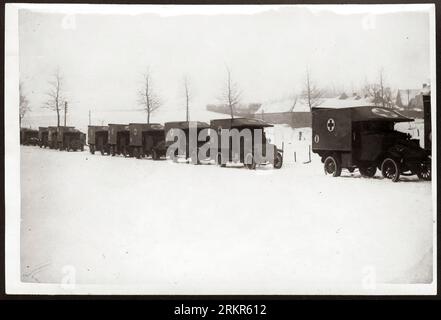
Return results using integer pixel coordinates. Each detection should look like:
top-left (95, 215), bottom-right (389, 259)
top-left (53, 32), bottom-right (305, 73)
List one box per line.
top-left (129, 123), bottom-right (164, 146)
top-left (38, 127), bottom-right (49, 148)
top-left (57, 126), bottom-right (84, 151)
top-left (209, 117), bottom-right (283, 169)
top-left (47, 126), bottom-right (59, 149)
top-left (164, 121), bottom-right (210, 163)
top-left (129, 123), bottom-right (166, 159)
top-left (88, 125), bottom-right (108, 145)
top-left (20, 128), bottom-right (39, 145)
top-left (88, 125), bottom-right (109, 155)
top-left (108, 124), bottom-right (130, 156)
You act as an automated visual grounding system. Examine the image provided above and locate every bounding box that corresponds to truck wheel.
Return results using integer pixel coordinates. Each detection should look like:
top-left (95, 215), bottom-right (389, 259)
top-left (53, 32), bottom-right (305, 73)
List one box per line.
top-left (416, 162), bottom-right (431, 181)
top-left (110, 145), bottom-right (115, 156)
top-left (359, 165), bottom-right (377, 178)
top-left (90, 145), bottom-right (95, 154)
top-left (134, 147), bottom-right (140, 159)
top-left (381, 158), bottom-right (400, 182)
top-left (273, 152), bottom-right (283, 169)
top-left (244, 154), bottom-right (256, 170)
top-left (324, 155), bottom-right (341, 177)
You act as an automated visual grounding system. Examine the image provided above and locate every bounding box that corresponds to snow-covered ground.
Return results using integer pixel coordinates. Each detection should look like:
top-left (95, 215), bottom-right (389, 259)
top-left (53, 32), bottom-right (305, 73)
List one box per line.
top-left (20, 140), bottom-right (433, 293)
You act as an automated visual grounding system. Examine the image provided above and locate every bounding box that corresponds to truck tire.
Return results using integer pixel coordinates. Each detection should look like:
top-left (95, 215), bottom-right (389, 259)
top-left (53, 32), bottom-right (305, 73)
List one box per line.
top-left (110, 145), bottom-right (115, 156)
top-left (324, 155), bottom-right (341, 177)
top-left (273, 152), bottom-right (283, 169)
top-left (134, 147), bottom-right (140, 159)
top-left (359, 165), bottom-right (377, 178)
top-left (416, 162), bottom-right (431, 181)
top-left (381, 158), bottom-right (400, 182)
top-left (90, 144), bottom-right (95, 154)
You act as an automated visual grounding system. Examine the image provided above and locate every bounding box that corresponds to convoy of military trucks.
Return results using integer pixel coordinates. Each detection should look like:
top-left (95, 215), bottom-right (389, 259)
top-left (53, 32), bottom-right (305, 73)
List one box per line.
top-left (20, 94), bottom-right (432, 181)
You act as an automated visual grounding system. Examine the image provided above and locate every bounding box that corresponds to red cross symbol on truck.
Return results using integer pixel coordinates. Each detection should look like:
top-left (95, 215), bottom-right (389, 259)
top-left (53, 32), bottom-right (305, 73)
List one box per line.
top-left (327, 118), bottom-right (335, 132)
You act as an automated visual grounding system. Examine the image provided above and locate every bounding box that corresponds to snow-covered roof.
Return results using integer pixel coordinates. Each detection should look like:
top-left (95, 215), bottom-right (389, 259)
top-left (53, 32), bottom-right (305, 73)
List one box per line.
top-left (261, 95), bottom-right (375, 112)
top-left (210, 117), bottom-right (273, 129)
top-left (260, 97), bottom-right (310, 113)
top-left (318, 96), bottom-right (375, 109)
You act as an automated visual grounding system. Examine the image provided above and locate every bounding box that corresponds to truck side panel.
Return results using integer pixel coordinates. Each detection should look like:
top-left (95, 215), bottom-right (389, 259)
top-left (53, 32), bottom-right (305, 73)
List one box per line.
top-left (312, 109), bottom-right (352, 152)
top-left (129, 124), bottom-right (145, 146)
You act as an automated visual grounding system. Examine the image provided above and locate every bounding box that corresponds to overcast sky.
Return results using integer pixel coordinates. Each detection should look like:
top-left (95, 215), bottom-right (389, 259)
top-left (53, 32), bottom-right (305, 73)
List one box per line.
top-left (18, 5), bottom-right (433, 131)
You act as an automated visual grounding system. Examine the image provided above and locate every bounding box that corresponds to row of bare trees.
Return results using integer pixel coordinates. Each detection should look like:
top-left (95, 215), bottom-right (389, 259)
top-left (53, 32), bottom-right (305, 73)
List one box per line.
top-left (133, 65), bottom-right (397, 125)
top-left (290, 68), bottom-right (396, 112)
top-left (20, 68), bottom-right (66, 128)
top-left (137, 65), bottom-right (242, 122)
top-left (19, 67), bottom-right (396, 128)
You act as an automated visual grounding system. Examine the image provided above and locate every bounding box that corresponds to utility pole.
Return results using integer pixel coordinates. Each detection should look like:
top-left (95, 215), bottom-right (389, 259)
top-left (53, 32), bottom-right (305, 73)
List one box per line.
top-left (89, 110), bottom-right (91, 125)
top-left (64, 101), bottom-right (68, 126)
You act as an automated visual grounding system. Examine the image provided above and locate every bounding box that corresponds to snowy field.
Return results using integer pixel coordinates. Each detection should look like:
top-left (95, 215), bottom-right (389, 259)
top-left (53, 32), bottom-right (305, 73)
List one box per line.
top-left (20, 141), bottom-right (434, 293)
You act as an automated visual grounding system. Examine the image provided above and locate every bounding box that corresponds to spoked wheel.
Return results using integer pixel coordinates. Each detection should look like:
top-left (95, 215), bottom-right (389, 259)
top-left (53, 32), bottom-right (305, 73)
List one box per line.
top-left (324, 155), bottom-right (341, 177)
top-left (244, 154), bottom-right (256, 170)
top-left (416, 162), bottom-right (431, 181)
top-left (273, 152), bottom-right (283, 169)
top-left (359, 165), bottom-right (377, 178)
top-left (381, 158), bottom-right (400, 182)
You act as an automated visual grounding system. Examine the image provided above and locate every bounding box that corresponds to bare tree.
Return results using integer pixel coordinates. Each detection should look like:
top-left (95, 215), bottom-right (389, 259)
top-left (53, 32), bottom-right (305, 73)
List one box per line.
top-left (301, 68), bottom-right (323, 111)
top-left (220, 66), bottom-right (241, 119)
top-left (19, 81), bottom-right (30, 128)
top-left (138, 68), bottom-right (161, 124)
top-left (363, 69), bottom-right (394, 108)
top-left (44, 68), bottom-right (65, 127)
top-left (183, 76), bottom-right (191, 122)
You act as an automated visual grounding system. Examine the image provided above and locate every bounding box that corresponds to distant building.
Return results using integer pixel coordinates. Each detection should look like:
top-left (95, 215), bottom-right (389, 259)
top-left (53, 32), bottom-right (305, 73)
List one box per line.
top-left (395, 89), bottom-right (422, 111)
top-left (394, 84), bottom-right (430, 119)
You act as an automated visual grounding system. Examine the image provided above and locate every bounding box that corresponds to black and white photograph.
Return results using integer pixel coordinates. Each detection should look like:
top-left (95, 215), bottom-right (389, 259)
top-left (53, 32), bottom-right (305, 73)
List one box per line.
top-left (4, 3), bottom-right (437, 295)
